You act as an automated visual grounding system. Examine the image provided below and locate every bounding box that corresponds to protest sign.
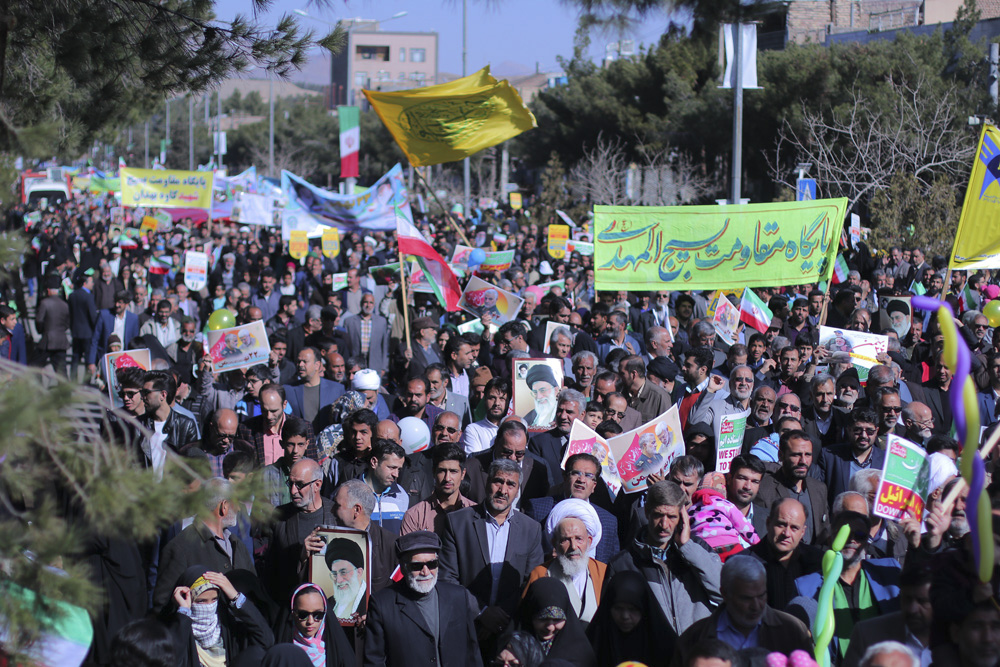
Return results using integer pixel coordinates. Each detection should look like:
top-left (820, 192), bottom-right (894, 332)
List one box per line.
top-left (566, 239), bottom-right (593, 256)
top-left (509, 192), bottom-right (522, 209)
top-left (331, 273), bottom-right (348, 291)
top-left (457, 319), bottom-right (499, 336)
top-left (120, 168), bottom-right (214, 208)
top-left (280, 209), bottom-right (324, 241)
top-left (541, 321), bottom-right (575, 355)
top-left (153, 210), bottom-right (173, 228)
top-left (950, 124), bottom-right (1000, 270)
top-left (594, 198), bottom-right (847, 290)
top-left (715, 410), bottom-right (750, 474)
top-left (512, 358), bottom-right (564, 432)
top-left (183, 251), bottom-right (209, 292)
top-left (548, 224), bottom-right (569, 259)
top-left (556, 209), bottom-right (577, 228)
top-left (560, 420), bottom-right (623, 498)
top-left (289, 231), bottom-right (308, 260)
top-left (139, 217), bottom-right (158, 235)
top-left (609, 405), bottom-right (685, 494)
top-left (233, 192), bottom-right (275, 226)
top-left (874, 435), bottom-right (931, 522)
top-left (712, 293), bottom-right (741, 346)
top-left (322, 227), bottom-right (341, 258)
top-left (369, 263), bottom-right (400, 285)
top-left (458, 276), bottom-right (523, 325)
top-left (206, 320), bottom-right (271, 372)
top-left (479, 250), bottom-right (515, 273)
top-left (879, 295), bottom-right (912, 339)
top-left (450, 244), bottom-right (476, 269)
top-left (281, 163), bottom-right (412, 232)
top-left (818, 326), bottom-right (888, 382)
top-left (104, 349), bottom-right (151, 409)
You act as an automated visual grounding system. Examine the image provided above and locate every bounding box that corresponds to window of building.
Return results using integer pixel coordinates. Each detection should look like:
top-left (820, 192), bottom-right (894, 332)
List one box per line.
top-left (376, 70), bottom-right (391, 82)
top-left (399, 48), bottom-right (406, 62)
top-left (398, 72), bottom-right (407, 81)
top-left (409, 71), bottom-right (426, 83)
top-left (356, 45), bottom-right (390, 62)
top-left (354, 71), bottom-right (367, 86)
top-left (410, 48), bottom-right (426, 63)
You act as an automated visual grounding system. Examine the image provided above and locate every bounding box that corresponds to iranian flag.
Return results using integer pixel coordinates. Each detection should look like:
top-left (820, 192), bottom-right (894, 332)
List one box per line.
top-left (339, 106), bottom-right (360, 179)
top-left (740, 288), bottom-right (774, 334)
top-left (831, 254), bottom-right (849, 285)
top-left (958, 284), bottom-right (977, 312)
top-left (396, 208), bottom-right (461, 311)
top-left (149, 255), bottom-right (173, 276)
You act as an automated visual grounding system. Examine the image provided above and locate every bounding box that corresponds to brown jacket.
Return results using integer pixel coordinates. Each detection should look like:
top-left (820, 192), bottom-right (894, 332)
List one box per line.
top-left (524, 557), bottom-right (607, 605)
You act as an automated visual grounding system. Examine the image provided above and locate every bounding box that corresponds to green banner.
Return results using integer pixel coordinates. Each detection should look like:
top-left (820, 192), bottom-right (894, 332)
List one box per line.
top-left (594, 199), bottom-right (848, 290)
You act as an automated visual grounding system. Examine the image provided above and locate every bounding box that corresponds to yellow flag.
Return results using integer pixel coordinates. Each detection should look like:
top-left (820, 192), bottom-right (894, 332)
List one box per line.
top-left (289, 231), bottom-right (308, 260)
top-left (951, 124), bottom-right (1000, 269)
top-left (363, 66), bottom-right (537, 167)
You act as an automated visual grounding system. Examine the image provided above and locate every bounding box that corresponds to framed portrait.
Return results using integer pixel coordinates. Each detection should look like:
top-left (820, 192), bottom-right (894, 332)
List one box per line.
top-left (512, 358), bottom-right (565, 433)
top-left (307, 526), bottom-right (371, 626)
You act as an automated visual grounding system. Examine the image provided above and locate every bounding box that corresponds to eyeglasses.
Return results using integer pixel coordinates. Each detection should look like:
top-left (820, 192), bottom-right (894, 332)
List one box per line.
top-left (139, 388), bottom-right (155, 397)
top-left (434, 425), bottom-right (460, 434)
top-left (289, 479), bottom-right (317, 490)
top-left (881, 405), bottom-right (902, 413)
top-left (118, 389), bottom-right (141, 400)
top-left (403, 559), bottom-right (439, 573)
top-left (568, 470), bottom-right (596, 480)
top-left (853, 427), bottom-right (878, 436)
top-left (497, 448), bottom-right (525, 460)
top-left (605, 410), bottom-right (626, 419)
top-left (975, 324), bottom-right (990, 330)
top-left (294, 610), bottom-right (326, 622)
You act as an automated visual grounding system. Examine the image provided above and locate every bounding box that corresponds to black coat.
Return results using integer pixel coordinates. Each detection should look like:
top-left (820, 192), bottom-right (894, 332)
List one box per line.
top-left (165, 593), bottom-right (274, 667)
top-left (364, 581), bottom-right (482, 667)
top-left (464, 450), bottom-right (550, 508)
top-left (68, 287), bottom-right (98, 339)
top-left (139, 408), bottom-right (199, 460)
top-left (439, 503), bottom-right (545, 616)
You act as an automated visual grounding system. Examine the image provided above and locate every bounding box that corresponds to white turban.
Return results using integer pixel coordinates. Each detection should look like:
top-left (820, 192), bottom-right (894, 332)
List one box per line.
top-left (545, 498), bottom-right (602, 559)
top-left (927, 452), bottom-right (959, 496)
top-left (352, 369), bottom-right (380, 391)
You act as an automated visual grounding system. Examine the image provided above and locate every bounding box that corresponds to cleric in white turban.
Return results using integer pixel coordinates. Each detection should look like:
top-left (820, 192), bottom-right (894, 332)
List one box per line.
top-left (524, 498), bottom-right (608, 622)
top-left (351, 368), bottom-right (383, 415)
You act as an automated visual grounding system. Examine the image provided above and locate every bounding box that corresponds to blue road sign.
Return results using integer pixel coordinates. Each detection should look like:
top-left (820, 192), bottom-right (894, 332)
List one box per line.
top-left (797, 178), bottom-right (817, 201)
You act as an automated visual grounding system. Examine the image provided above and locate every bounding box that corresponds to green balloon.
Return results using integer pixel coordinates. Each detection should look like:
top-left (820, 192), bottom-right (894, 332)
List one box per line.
top-left (207, 308), bottom-right (236, 331)
top-left (985, 299), bottom-right (1000, 328)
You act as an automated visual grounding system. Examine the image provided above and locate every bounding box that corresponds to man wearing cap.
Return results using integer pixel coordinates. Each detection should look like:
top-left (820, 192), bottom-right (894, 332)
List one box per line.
top-left (366, 530), bottom-right (482, 667)
top-left (68, 268), bottom-right (99, 379)
top-left (87, 289), bottom-right (140, 376)
top-left (523, 363), bottom-right (560, 429)
top-left (405, 317), bottom-right (442, 380)
top-left (284, 345), bottom-right (346, 431)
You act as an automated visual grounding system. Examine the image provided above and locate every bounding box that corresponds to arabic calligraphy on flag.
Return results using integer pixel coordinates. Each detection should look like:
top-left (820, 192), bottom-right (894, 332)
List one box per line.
top-left (120, 168), bottom-right (215, 209)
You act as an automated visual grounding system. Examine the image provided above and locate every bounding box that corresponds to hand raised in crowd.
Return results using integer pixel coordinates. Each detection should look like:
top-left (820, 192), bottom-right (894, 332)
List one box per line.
top-left (480, 311), bottom-right (493, 340)
top-left (304, 527), bottom-right (326, 556)
top-left (403, 346), bottom-right (413, 361)
top-left (922, 501), bottom-right (950, 551)
top-left (759, 358), bottom-right (777, 374)
top-left (899, 509), bottom-right (922, 549)
top-left (707, 374), bottom-right (726, 393)
top-left (203, 571), bottom-right (239, 601)
top-left (674, 504), bottom-right (691, 546)
top-left (173, 586), bottom-right (192, 609)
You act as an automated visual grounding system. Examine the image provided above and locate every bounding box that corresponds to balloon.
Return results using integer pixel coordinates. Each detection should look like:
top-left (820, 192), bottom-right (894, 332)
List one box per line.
top-left (813, 524), bottom-right (849, 667)
top-left (984, 299), bottom-right (1000, 327)
top-left (398, 417), bottom-right (431, 455)
top-left (468, 248), bottom-right (486, 269)
top-left (207, 308), bottom-right (236, 331)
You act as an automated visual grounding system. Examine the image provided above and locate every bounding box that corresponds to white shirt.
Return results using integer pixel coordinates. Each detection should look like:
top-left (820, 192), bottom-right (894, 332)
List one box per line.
top-left (147, 420), bottom-right (168, 481)
top-left (461, 419), bottom-right (499, 455)
top-left (112, 312), bottom-right (127, 345)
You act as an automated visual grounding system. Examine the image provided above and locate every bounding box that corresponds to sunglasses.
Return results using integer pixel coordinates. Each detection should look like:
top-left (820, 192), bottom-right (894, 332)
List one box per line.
top-left (434, 426), bottom-right (460, 434)
top-left (294, 610), bottom-right (325, 622)
top-left (404, 559), bottom-right (439, 573)
top-left (289, 479), bottom-right (316, 490)
top-left (605, 410), bottom-right (627, 419)
top-left (118, 389), bottom-right (141, 400)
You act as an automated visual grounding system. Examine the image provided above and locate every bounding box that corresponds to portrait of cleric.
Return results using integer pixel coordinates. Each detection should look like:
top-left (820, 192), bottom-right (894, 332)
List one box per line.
top-left (309, 529), bottom-right (370, 625)
top-left (514, 359), bottom-right (565, 432)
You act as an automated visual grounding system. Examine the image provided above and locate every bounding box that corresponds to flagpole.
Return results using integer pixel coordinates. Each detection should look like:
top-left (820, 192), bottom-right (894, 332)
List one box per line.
top-left (398, 244), bottom-right (412, 356)
top-left (413, 167), bottom-right (472, 247)
top-left (819, 279), bottom-right (833, 326)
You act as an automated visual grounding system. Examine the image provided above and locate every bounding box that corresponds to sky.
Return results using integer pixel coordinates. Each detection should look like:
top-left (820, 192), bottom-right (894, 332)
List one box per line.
top-left (213, 0), bottom-right (671, 84)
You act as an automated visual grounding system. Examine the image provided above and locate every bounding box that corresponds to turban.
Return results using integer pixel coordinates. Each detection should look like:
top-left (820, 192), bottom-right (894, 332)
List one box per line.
top-left (325, 537), bottom-right (365, 570)
top-left (352, 369), bottom-right (380, 391)
top-left (525, 364), bottom-right (558, 390)
top-left (545, 498), bottom-right (602, 558)
top-left (927, 451), bottom-right (959, 496)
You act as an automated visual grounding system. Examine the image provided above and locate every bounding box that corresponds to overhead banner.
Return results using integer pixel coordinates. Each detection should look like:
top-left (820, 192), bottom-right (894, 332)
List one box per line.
top-left (594, 198), bottom-right (847, 290)
top-left (280, 163), bottom-right (411, 232)
top-left (120, 168), bottom-right (214, 209)
top-left (950, 124), bottom-right (1000, 269)
top-left (232, 192), bottom-right (274, 226)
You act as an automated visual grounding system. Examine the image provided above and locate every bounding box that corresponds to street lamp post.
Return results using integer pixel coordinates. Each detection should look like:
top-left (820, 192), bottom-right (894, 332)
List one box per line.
top-left (463, 0), bottom-right (471, 220)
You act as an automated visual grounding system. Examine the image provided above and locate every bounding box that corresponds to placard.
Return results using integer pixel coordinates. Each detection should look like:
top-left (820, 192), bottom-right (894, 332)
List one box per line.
top-left (308, 526), bottom-right (371, 626)
top-left (512, 358), bottom-right (565, 432)
top-left (608, 404), bottom-right (685, 494)
top-left (818, 326), bottom-right (888, 382)
top-left (206, 320), bottom-right (271, 372)
top-left (458, 276), bottom-right (524, 326)
top-left (559, 420), bottom-right (622, 498)
top-left (479, 249), bottom-right (515, 273)
top-left (322, 227), bottom-right (341, 258)
top-left (289, 230), bottom-right (308, 260)
top-left (548, 224), bottom-right (569, 259)
top-left (104, 349), bottom-right (152, 409)
top-left (878, 295), bottom-right (911, 339)
top-left (874, 434), bottom-right (930, 522)
top-left (716, 410), bottom-right (750, 473)
top-left (712, 292), bottom-right (741, 346)
top-left (183, 251), bottom-right (208, 292)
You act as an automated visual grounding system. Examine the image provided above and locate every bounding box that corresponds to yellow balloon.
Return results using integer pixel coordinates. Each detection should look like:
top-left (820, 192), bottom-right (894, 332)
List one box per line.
top-left (207, 308), bottom-right (236, 331)
top-left (984, 299), bottom-right (1000, 327)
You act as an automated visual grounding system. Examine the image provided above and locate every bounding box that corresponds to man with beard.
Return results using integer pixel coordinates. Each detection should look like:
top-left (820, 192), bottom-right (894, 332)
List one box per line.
top-left (978, 352), bottom-right (1000, 429)
top-left (424, 363), bottom-right (471, 426)
top-left (139, 370), bottom-right (199, 478)
top-left (323, 538), bottom-right (368, 620)
top-left (400, 443), bottom-right (476, 536)
top-left (266, 458), bottom-right (338, 605)
top-left (920, 476), bottom-right (972, 553)
top-left (746, 498), bottom-right (823, 610)
top-left (524, 500), bottom-right (608, 623)
top-left (621, 354), bottom-right (672, 425)
top-left (284, 345), bottom-right (345, 430)
top-left (152, 478), bottom-right (251, 610)
top-left (238, 384), bottom-right (318, 467)
top-left (366, 531), bottom-right (482, 667)
top-left (331, 478), bottom-right (397, 595)
top-left (782, 298), bottom-right (814, 346)
top-left (440, 458), bottom-right (544, 643)
top-left (528, 389), bottom-right (586, 486)
top-left (346, 292), bottom-right (389, 376)
top-left (140, 298), bottom-right (180, 348)
top-left (794, 510), bottom-right (902, 659)
top-left (261, 416), bottom-right (312, 507)
top-left (165, 317), bottom-right (202, 385)
top-left (461, 377), bottom-right (511, 455)
top-left (742, 386), bottom-right (778, 452)
top-left (757, 430), bottom-right (829, 545)
top-left (675, 346), bottom-right (717, 430)
top-left (523, 363), bottom-right (560, 429)
top-left (390, 377), bottom-right (443, 434)
top-left (87, 289), bottom-right (140, 376)
top-left (180, 408), bottom-right (254, 479)
top-left (690, 365), bottom-right (753, 430)
top-left (594, 371), bottom-right (643, 431)
top-left (820, 407), bottom-right (887, 502)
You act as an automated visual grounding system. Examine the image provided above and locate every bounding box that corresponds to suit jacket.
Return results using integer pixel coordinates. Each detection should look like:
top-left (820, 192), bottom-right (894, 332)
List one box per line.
top-left (6, 323), bottom-right (26, 364)
top-left (68, 287), bottom-right (98, 339)
top-left (152, 520), bottom-right (254, 611)
top-left (979, 390), bottom-right (999, 428)
top-left (36, 294), bottom-right (71, 350)
top-left (819, 443), bottom-right (887, 502)
top-left (756, 470), bottom-right (830, 543)
top-left (465, 450), bottom-right (551, 508)
top-left (528, 428), bottom-right (568, 487)
top-left (364, 581), bottom-right (482, 667)
top-left (521, 494), bottom-right (620, 563)
top-left (407, 340), bottom-right (444, 380)
top-left (628, 378), bottom-right (672, 425)
top-left (283, 379), bottom-right (346, 431)
top-left (432, 390), bottom-right (471, 426)
top-left (87, 309), bottom-right (140, 365)
top-left (675, 606), bottom-right (812, 665)
top-left (905, 380), bottom-right (952, 435)
top-left (440, 503), bottom-right (545, 615)
top-left (92, 277), bottom-right (124, 311)
top-left (345, 313), bottom-right (389, 372)
top-left (842, 611), bottom-right (909, 667)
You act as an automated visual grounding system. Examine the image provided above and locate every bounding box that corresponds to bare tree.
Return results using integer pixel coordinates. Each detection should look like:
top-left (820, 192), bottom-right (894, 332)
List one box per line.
top-left (571, 134), bottom-right (630, 205)
top-left (769, 73), bottom-right (974, 208)
top-left (250, 144), bottom-right (317, 179)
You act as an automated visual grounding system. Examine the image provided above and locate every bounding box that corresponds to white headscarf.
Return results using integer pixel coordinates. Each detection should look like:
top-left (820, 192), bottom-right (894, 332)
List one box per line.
top-left (545, 498), bottom-right (602, 558)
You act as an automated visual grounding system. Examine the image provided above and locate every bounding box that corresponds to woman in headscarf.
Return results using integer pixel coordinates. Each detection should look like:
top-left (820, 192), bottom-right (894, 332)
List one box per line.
top-left (164, 565), bottom-right (274, 667)
top-left (511, 578), bottom-right (596, 667)
top-left (586, 570), bottom-right (675, 667)
top-left (491, 631), bottom-right (545, 667)
top-left (273, 583), bottom-right (355, 667)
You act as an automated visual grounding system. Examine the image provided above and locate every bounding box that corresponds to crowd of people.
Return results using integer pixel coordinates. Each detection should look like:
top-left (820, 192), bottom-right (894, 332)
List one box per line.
top-left (3, 195), bottom-right (999, 667)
